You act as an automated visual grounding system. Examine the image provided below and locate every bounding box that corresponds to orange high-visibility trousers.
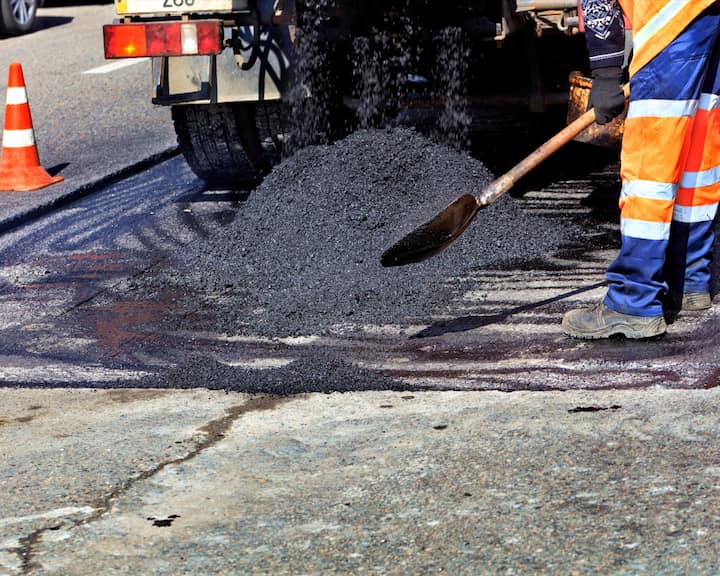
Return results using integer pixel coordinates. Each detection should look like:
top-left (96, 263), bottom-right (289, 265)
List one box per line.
top-left (604, 7), bottom-right (720, 316)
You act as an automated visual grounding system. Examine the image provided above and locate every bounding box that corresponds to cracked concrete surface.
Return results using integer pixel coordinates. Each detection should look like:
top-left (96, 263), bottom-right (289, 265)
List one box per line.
top-left (0, 389), bottom-right (249, 574)
top-left (2, 387), bottom-right (720, 574)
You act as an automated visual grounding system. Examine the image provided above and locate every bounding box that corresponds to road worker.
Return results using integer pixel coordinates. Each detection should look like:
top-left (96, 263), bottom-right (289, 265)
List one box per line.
top-left (563, 0), bottom-right (720, 339)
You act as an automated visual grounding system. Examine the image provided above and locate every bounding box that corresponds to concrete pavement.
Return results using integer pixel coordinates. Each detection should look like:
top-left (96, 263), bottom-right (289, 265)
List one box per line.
top-left (0, 2), bottom-right (179, 233)
top-left (2, 386), bottom-right (719, 574)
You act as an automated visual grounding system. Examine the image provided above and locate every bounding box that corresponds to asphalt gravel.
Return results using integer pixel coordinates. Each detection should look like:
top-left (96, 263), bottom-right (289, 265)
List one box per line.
top-left (145, 127), bottom-right (579, 338)
top-left (143, 355), bottom-right (419, 394)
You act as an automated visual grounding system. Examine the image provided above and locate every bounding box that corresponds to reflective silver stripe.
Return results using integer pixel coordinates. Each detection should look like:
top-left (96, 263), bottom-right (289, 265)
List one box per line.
top-left (1, 128), bottom-right (35, 148)
top-left (5, 87), bottom-right (28, 105)
top-left (621, 180), bottom-right (677, 201)
top-left (681, 166), bottom-right (720, 189)
top-left (627, 98), bottom-right (697, 119)
top-left (699, 92), bottom-right (720, 111)
top-left (621, 217), bottom-right (670, 240)
top-left (589, 50), bottom-right (626, 62)
top-left (632, 0), bottom-right (678, 58)
top-left (673, 203), bottom-right (719, 223)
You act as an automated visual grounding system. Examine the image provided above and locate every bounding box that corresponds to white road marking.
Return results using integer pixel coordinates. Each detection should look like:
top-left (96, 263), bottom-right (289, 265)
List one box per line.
top-left (83, 59), bottom-right (149, 75)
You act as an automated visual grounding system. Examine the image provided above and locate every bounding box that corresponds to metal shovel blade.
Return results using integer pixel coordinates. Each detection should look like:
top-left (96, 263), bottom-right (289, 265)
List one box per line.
top-left (380, 194), bottom-right (481, 267)
top-left (379, 85), bottom-right (629, 268)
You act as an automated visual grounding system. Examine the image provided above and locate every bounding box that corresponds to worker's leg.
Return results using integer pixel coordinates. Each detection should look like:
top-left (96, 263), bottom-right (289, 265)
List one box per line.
top-left (664, 23), bottom-right (720, 309)
top-left (562, 10), bottom-right (720, 338)
top-left (604, 11), bottom-right (720, 317)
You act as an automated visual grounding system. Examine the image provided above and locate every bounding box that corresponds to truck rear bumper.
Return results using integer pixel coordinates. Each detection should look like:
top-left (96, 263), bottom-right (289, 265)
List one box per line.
top-left (152, 24), bottom-right (293, 105)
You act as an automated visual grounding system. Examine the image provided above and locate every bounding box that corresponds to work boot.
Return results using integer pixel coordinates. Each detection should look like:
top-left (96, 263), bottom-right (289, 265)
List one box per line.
top-left (664, 291), bottom-right (712, 318)
top-left (681, 291), bottom-right (712, 311)
top-left (562, 301), bottom-right (667, 339)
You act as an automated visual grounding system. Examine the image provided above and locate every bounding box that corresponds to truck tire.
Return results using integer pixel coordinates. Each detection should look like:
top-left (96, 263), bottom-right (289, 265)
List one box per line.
top-left (172, 102), bottom-right (282, 188)
top-left (0, 0), bottom-right (39, 36)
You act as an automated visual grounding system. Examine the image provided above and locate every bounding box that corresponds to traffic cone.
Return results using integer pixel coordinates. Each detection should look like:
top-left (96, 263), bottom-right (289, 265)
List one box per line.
top-left (0, 63), bottom-right (64, 192)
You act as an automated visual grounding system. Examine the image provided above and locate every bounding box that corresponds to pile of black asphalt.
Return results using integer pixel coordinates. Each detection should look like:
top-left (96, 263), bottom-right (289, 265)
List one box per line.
top-left (132, 127), bottom-right (581, 392)
top-left (148, 127), bottom-right (577, 339)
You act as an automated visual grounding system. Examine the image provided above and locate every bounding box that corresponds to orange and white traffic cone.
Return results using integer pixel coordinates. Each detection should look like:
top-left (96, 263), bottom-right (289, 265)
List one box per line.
top-left (0, 63), bottom-right (64, 192)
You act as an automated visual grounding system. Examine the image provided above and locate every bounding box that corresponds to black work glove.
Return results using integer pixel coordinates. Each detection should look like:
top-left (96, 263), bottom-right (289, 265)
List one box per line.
top-left (588, 66), bottom-right (625, 125)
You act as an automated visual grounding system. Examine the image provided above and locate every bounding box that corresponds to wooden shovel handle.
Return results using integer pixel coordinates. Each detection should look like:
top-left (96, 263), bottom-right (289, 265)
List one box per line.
top-left (477, 83), bottom-right (630, 206)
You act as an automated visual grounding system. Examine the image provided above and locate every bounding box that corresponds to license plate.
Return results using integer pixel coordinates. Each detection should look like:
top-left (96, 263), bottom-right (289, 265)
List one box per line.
top-left (115, 0), bottom-right (248, 15)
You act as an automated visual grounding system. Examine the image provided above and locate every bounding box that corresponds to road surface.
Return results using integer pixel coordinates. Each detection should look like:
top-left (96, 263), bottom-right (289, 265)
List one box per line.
top-left (1, 4), bottom-right (719, 574)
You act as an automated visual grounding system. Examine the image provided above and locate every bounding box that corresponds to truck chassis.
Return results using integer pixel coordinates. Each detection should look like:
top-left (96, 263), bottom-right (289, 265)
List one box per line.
top-left (104, 0), bottom-right (591, 185)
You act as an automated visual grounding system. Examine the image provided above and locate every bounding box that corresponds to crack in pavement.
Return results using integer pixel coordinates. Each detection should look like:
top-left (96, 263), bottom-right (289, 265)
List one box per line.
top-left (14, 394), bottom-right (290, 574)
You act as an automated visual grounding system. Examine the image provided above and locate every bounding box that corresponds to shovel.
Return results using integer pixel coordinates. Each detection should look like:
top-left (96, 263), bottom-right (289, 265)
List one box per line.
top-left (380, 85), bottom-right (629, 267)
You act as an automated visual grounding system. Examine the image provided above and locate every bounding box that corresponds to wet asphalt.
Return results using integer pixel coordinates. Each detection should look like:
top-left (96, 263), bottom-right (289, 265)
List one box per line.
top-left (1, 123), bottom-right (719, 392)
top-left (0, 8), bottom-right (717, 393)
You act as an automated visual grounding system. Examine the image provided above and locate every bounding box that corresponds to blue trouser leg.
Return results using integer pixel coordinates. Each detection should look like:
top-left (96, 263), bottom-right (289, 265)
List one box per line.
top-left (606, 237), bottom-right (667, 316)
top-left (665, 220), bottom-right (716, 296)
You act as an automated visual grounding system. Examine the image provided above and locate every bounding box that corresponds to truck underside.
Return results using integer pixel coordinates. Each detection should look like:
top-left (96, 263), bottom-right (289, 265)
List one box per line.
top-left (104, 0), bottom-right (595, 185)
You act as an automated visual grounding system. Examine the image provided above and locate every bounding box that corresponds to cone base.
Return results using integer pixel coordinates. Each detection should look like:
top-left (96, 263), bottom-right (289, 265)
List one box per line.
top-left (0, 165), bottom-right (64, 192)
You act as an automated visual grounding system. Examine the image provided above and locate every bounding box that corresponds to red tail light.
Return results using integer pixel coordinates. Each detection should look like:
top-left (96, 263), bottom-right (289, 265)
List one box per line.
top-left (103, 21), bottom-right (223, 58)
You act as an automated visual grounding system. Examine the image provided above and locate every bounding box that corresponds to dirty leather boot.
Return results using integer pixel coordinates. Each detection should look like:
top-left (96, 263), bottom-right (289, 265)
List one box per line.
top-left (681, 292), bottom-right (712, 311)
top-left (562, 301), bottom-right (667, 339)
top-left (664, 291), bottom-right (712, 317)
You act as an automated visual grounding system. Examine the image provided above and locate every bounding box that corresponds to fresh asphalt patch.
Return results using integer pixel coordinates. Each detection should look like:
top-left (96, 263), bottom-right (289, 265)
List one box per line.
top-left (136, 355), bottom-right (423, 394)
top-left (120, 127), bottom-right (582, 391)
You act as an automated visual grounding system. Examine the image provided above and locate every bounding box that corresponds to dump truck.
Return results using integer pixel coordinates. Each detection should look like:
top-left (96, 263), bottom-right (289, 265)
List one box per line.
top-left (103, 1), bottom-right (600, 186)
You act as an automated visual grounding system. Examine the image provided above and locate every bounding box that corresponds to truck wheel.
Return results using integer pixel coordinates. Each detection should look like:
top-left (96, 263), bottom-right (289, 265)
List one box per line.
top-left (0, 0), bottom-right (38, 36)
top-left (172, 102), bottom-right (282, 188)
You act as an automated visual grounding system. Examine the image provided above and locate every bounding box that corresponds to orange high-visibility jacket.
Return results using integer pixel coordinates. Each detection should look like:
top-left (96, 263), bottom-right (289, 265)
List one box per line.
top-left (620, 0), bottom-right (717, 75)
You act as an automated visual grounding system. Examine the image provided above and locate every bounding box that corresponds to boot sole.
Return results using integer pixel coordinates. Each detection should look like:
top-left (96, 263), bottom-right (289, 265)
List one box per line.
top-left (562, 317), bottom-right (667, 340)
